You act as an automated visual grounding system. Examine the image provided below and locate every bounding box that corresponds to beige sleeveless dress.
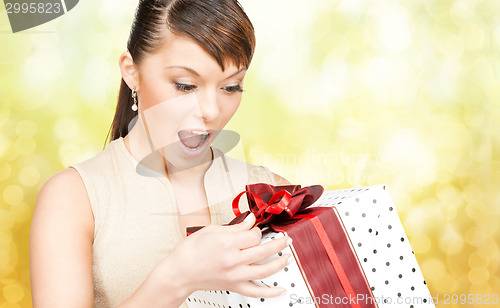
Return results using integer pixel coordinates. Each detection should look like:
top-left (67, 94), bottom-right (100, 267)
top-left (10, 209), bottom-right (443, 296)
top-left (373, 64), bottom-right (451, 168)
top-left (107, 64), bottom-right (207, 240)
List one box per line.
top-left (69, 136), bottom-right (281, 308)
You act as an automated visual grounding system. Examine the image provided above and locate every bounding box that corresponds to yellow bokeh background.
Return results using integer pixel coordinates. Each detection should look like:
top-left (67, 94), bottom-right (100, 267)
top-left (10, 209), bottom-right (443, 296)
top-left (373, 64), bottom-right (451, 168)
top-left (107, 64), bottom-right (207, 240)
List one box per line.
top-left (1, 0), bottom-right (499, 307)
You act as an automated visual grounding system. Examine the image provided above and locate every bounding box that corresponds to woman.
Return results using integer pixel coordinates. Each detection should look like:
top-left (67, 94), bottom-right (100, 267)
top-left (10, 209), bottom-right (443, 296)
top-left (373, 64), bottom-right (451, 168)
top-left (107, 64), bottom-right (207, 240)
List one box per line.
top-left (29, 0), bottom-right (292, 307)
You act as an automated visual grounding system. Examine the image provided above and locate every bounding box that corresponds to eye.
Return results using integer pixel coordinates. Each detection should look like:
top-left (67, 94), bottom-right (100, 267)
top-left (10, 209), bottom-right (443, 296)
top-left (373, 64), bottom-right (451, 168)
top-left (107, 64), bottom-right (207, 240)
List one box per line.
top-left (175, 83), bottom-right (197, 92)
top-left (223, 85), bottom-right (244, 93)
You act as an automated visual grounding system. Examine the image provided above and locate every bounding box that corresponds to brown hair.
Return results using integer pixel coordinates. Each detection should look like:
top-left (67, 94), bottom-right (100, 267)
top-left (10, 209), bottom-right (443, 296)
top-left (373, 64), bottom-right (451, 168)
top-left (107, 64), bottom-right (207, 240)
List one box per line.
top-left (103, 0), bottom-right (256, 148)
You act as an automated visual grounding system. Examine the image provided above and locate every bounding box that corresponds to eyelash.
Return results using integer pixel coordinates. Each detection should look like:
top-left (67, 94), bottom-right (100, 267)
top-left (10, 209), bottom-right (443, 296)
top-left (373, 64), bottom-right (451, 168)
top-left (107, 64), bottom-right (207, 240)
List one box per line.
top-left (174, 83), bottom-right (244, 94)
top-left (224, 85), bottom-right (244, 93)
top-left (175, 83), bottom-right (197, 92)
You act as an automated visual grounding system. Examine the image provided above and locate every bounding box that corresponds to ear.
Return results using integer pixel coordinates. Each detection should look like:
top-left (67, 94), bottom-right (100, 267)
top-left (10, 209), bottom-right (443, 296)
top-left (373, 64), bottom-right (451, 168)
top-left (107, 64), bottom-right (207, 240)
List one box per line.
top-left (119, 51), bottom-right (140, 91)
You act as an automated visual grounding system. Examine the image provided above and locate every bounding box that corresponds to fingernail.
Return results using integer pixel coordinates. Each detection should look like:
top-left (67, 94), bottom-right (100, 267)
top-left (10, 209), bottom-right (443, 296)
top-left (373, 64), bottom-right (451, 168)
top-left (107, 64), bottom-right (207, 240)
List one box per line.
top-left (286, 237), bottom-right (293, 246)
top-left (280, 287), bottom-right (288, 295)
top-left (286, 254), bottom-right (293, 265)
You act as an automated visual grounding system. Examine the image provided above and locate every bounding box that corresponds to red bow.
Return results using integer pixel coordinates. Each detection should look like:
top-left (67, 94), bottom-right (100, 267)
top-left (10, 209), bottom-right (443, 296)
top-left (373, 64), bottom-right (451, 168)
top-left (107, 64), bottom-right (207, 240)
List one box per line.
top-left (186, 183), bottom-right (324, 236)
top-left (228, 183), bottom-right (324, 228)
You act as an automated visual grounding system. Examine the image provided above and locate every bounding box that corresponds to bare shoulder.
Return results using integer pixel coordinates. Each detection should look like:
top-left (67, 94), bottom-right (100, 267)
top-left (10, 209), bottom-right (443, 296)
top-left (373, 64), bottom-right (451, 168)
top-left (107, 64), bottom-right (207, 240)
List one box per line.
top-left (30, 167), bottom-right (94, 306)
top-left (34, 166), bottom-right (94, 240)
top-left (39, 167), bottom-right (90, 200)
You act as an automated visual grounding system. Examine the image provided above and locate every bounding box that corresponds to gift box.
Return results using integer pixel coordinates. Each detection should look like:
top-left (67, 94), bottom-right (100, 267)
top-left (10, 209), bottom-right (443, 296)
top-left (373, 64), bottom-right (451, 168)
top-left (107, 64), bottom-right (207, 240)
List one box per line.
top-left (186, 184), bottom-right (434, 308)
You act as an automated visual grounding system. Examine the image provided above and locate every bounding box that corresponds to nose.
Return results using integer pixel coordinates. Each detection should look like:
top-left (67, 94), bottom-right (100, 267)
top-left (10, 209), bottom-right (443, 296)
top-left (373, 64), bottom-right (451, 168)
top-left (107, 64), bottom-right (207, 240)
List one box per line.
top-left (197, 88), bottom-right (220, 123)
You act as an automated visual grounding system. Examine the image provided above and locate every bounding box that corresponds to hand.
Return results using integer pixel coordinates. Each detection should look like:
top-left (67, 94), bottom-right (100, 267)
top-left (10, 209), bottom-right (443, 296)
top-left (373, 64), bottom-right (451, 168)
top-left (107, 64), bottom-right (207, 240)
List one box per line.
top-left (161, 213), bottom-right (292, 299)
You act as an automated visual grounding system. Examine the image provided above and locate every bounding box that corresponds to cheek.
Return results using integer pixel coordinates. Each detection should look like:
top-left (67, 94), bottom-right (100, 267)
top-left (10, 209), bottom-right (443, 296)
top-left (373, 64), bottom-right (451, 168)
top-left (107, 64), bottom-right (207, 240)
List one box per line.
top-left (139, 75), bottom-right (177, 110)
top-left (220, 98), bottom-right (241, 123)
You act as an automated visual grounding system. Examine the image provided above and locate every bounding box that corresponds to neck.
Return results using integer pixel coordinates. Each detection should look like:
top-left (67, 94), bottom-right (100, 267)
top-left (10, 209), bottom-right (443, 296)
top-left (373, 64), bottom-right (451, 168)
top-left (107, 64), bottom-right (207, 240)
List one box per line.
top-left (166, 148), bottom-right (213, 183)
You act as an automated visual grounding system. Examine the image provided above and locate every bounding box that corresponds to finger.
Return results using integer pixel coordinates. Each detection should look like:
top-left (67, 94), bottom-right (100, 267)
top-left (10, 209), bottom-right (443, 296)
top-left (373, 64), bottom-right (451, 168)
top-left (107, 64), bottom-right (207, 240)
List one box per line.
top-left (245, 253), bottom-right (292, 281)
top-left (220, 212), bottom-right (256, 232)
top-left (240, 235), bottom-right (291, 265)
top-left (233, 226), bottom-right (262, 250)
top-left (233, 280), bottom-right (287, 298)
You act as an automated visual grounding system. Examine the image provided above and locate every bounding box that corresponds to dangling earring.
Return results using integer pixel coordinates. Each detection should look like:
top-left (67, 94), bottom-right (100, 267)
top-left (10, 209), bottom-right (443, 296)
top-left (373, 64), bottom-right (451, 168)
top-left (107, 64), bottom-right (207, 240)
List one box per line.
top-left (131, 88), bottom-right (138, 112)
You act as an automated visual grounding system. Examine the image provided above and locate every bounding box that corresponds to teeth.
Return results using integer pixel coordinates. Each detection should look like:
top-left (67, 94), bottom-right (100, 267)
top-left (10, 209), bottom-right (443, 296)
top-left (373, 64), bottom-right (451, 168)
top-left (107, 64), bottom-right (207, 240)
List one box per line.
top-left (192, 130), bottom-right (209, 136)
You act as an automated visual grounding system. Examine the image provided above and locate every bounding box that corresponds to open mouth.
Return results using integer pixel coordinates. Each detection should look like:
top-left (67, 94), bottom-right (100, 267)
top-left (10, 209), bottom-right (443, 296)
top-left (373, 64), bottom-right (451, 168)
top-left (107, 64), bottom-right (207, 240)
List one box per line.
top-left (178, 130), bottom-right (211, 151)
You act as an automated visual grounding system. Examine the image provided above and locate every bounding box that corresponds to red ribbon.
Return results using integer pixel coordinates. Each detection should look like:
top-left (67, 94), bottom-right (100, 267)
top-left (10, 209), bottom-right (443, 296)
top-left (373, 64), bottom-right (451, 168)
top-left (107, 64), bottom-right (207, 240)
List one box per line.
top-left (229, 183), bottom-right (323, 227)
top-left (186, 183), bottom-right (373, 308)
top-left (295, 213), bottom-right (362, 308)
top-left (229, 183), bottom-right (369, 308)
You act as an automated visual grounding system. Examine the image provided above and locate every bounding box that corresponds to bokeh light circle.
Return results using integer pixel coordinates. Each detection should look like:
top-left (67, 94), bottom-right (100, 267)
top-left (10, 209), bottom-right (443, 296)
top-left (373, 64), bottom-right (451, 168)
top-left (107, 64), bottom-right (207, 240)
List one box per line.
top-left (2, 283), bottom-right (24, 303)
top-left (2, 186), bottom-right (24, 206)
top-left (18, 166), bottom-right (40, 187)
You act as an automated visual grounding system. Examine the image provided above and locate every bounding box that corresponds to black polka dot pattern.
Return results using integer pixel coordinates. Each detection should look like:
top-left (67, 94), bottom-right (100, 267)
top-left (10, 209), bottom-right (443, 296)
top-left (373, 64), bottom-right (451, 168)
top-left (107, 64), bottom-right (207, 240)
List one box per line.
top-left (185, 186), bottom-right (433, 308)
top-left (312, 186), bottom-right (434, 308)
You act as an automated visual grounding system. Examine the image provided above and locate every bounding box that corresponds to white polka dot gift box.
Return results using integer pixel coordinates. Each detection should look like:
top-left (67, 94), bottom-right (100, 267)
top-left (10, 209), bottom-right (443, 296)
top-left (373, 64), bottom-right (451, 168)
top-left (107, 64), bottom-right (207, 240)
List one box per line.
top-left (185, 184), bottom-right (434, 308)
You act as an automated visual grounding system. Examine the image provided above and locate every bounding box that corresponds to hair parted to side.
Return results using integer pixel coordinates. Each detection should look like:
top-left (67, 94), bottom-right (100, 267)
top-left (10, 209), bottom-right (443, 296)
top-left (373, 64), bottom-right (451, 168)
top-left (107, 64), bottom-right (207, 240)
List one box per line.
top-left (103, 0), bottom-right (256, 148)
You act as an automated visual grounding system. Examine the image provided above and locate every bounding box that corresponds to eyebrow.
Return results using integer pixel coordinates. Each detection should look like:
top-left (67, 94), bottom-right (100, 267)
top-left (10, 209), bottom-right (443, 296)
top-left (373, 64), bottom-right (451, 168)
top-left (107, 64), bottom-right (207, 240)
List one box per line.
top-left (164, 66), bottom-right (246, 79)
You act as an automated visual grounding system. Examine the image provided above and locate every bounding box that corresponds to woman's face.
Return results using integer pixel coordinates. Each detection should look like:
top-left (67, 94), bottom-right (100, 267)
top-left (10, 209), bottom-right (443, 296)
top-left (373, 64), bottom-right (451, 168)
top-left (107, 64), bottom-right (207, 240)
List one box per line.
top-left (134, 32), bottom-right (246, 170)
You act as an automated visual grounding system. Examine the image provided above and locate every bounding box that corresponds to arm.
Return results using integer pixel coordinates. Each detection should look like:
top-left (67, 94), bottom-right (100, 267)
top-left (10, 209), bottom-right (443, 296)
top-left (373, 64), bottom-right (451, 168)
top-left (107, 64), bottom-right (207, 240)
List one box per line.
top-left (30, 168), bottom-right (94, 307)
top-left (30, 168), bottom-right (193, 308)
top-left (31, 169), bottom-right (291, 308)
top-left (120, 214), bottom-right (292, 308)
